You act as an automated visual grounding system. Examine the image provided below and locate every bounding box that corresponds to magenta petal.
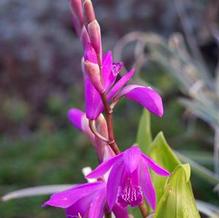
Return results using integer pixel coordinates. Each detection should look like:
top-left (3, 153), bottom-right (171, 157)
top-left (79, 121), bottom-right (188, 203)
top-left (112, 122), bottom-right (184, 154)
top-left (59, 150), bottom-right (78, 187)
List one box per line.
top-left (88, 191), bottom-right (106, 218)
top-left (140, 162), bottom-right (156, 210)
top-left (107, 161), bottom-right (124, 209)
top-left (86, 154), bottom-right (123, 179)
top-left (44, 182), bottom-right (103, 209)
top-left (65, 194), bottom-right (92, 218)
top-left (85, 75), bottom-right (103, 119)
top-left (102, 52), bottom-right (123, 92)
top-left (67, 107), bottom-right (96, 144)
top-left (112, 204), bottom-right (129, 218)
top-left (123, 146), bottom-right (141, 173)
top-left (67, 108), bottom-right (84, 130)
top-left (141, 154), bottom-right (170, 176)
top-left (119, 85), bottom-right (164, 117)
top-left (102, 51), bottom-right (113, 90)
top-left (107, 69), bottom-right (135, 100)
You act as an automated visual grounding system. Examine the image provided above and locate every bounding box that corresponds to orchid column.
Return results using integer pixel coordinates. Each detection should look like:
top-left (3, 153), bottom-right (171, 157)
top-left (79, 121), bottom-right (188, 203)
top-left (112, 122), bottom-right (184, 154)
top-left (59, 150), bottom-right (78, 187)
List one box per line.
top-left (45, 1), bottom-right (170, 217)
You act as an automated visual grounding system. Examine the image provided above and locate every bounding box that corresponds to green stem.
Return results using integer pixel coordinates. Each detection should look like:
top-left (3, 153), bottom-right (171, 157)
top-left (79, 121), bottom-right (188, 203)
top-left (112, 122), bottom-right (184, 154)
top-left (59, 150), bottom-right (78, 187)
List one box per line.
top-left (100, 93), bottom-right (120, 155)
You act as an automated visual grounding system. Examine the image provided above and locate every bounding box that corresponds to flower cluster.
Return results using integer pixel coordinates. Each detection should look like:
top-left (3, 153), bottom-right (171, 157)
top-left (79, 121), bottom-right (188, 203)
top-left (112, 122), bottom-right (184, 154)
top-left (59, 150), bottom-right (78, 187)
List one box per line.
top-left (44, 0), bottom-right (170, 217)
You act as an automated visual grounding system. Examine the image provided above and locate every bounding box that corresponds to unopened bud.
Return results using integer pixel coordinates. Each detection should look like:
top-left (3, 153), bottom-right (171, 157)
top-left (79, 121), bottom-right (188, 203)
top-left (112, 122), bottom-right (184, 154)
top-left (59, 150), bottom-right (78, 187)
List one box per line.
top-left (95, 114), bottom-right (115, 161)
top-left (84, 60), bottom-right (104, 93)
top-left (96, 114), bottom-right (108, 138)
top-left (80, 26), bottom-right (91, 50)
top-left (88, 20), bottom-right (102, 57)
top-left (83, 0), bottom-right (96, 24)
top-left (69, 0), bottom-right (84, 35)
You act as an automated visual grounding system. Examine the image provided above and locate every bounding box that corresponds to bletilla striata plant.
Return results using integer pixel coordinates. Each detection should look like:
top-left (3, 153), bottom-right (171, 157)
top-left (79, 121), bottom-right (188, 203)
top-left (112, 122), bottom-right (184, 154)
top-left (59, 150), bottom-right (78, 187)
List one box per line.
top-left (44, 0), bottom-right (170, 217)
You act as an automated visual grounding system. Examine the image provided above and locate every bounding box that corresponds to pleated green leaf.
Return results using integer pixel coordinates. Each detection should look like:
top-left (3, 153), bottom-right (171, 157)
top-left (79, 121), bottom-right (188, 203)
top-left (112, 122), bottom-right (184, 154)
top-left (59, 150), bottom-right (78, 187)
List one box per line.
top-left (154, 164), bottom-right (200, 218)
top-left (136, 109), bottom-right (152, 153)
top-left (136, 113), bottom-right (200, 218)
top-left (149, 131), bottom-right (180, 200)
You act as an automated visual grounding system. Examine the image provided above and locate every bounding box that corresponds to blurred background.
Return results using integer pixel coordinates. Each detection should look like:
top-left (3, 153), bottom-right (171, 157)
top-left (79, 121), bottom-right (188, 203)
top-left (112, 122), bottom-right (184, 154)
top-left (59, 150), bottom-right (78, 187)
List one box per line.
top-left (0, 0), bottom-right (219, 217)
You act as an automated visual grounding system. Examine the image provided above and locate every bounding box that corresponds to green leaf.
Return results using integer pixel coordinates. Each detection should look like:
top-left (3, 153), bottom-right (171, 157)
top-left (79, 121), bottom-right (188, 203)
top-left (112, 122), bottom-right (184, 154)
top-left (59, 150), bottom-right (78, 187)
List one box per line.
top-left (149, 132), bottom-right (180, 200)
top-left (136, 109), bottom-right (152, 153)
top-left (149, 132), bottom-right (180, 170)
top-left (154, 164), bottom-right (200, 218)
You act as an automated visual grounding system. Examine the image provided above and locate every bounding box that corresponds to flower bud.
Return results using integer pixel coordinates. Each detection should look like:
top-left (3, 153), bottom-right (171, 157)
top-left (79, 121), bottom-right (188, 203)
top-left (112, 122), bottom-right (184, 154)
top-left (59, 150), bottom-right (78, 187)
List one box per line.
top-left (80, 26), bottom-right (91, 50)
top-left (88, 20), bottom-right (102, 58)
top-left (95, 114), bottom-right (115, 162)
top-left (69, 0), bottom-right (84, 35)
top-left (83, 0), bottom-right (96, 24)
top-left (96, 114), bottom-right (108, 138)
top-left (83, 60), bottom-right (104, 93)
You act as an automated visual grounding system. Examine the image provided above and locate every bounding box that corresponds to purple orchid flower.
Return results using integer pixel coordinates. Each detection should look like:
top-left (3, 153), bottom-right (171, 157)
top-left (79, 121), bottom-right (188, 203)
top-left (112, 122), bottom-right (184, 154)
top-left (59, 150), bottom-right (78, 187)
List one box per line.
top-left (83, 46), bottom-right (164, 120)
top-left (87, 145), bottom-right (170, 210)
top-left (44, 181), bottom-right (129, 218)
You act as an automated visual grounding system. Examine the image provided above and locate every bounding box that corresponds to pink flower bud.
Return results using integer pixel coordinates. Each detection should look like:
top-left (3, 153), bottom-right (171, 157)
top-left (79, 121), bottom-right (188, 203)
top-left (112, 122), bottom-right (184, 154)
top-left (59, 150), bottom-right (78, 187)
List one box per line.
top-left (83, 0), bottom-right (96, 24)
top-left (80, 26), bottom-right (91, 50)
top-left (69, 0), bottom-right (84, 35)
top-left (96, 114), bottom-right (108, 138)
top-left (94, 114), bottom-right (110, 160)
top-left (83, 60), bottom-right (104, 93)
top-left (95, 114), bottom-right (115, 161)
top-left (88, 20), bottom-right (102, 58)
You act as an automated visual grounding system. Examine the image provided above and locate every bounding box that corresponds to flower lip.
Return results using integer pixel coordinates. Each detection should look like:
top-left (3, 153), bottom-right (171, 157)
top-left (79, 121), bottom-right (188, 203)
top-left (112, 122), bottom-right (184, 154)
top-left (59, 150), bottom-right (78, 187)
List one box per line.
top-left (118, 184), bottom-right (143, 207)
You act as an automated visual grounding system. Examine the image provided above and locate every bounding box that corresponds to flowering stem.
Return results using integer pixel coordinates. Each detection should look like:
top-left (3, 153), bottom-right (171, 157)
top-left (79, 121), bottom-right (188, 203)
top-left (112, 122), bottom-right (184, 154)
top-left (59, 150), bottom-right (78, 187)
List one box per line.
top-left (139, 203), bottom-right (148, 218)
top-left (100, 93), bottom-right (120, 155)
